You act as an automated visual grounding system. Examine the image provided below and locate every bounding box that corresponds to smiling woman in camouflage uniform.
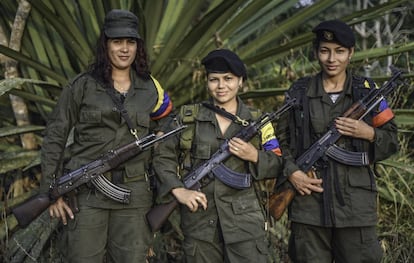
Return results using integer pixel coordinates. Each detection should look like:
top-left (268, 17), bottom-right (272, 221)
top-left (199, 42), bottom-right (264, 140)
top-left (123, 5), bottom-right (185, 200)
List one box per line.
top-left (276, 20), bottom-right (398, 263)
top-left (153, 49), bottom-right (284, 262)
top-left (40, 9), bottom-right (172, 263)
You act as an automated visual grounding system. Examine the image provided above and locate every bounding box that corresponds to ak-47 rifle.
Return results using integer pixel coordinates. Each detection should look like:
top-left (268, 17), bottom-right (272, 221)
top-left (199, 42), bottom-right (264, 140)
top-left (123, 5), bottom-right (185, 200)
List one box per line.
top-left (12, 126), bottom-right (186, 228)
top-left (146, 100), bottom-right (296, 232)
top-left (267, 66), bottom-right (404, 220)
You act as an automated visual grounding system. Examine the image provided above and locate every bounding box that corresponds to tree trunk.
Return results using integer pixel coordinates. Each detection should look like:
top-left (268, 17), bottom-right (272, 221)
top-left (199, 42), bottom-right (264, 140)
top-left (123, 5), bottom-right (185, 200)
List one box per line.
top-left (4, 0), bottom-right (36, 150)
top-left (2, 1), bottom-right (35, 199)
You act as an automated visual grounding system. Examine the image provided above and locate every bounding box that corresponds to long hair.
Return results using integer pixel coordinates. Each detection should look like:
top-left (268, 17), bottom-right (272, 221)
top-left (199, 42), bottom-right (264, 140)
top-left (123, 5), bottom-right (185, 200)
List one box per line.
top-left (88, 32), bottom-right (151, 85)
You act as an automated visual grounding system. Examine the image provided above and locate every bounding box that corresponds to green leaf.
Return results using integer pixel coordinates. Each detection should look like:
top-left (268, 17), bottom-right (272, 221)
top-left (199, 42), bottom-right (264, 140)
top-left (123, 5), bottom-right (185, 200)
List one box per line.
top-left (0, 125), bottom-right (45, 138)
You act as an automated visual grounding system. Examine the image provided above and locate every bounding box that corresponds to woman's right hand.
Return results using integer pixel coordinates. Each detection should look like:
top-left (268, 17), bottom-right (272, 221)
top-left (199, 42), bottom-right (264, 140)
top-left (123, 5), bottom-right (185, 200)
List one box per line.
top-left (171, 188), bottom-right (208, 212)
top-left (49, 196), bottom-right (74, 225)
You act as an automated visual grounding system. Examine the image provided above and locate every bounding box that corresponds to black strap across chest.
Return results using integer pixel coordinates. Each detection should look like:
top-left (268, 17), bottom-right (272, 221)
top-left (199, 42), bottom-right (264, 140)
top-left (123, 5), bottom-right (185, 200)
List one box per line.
top-left (201, 102), bottom-right (250, 127)
top-left (105, 87), bottom-right (139, 139)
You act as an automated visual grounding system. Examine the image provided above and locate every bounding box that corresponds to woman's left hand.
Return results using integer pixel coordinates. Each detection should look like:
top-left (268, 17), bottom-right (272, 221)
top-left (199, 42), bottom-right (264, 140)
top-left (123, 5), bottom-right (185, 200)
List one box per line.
top-left (335, 117), bottom-right (375, 142)
top-left (228, 137), bottom-right (258, 163)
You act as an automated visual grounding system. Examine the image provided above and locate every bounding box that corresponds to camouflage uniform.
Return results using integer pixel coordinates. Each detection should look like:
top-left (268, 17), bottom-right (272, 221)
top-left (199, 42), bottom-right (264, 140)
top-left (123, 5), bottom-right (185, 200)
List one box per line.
top-left (153, 98), bottom-right (284, 263)
top-left (40, 71), bottom-right (172, 262)
top-left (276, 71), bottom-right (398, 263)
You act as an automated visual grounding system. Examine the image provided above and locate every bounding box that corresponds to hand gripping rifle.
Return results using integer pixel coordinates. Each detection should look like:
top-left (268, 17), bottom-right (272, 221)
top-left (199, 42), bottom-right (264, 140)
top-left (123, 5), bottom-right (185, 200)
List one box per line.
top-left (12, 125), bottom-right (186, 228)
top-left (146, 99), bottom-right (295, 232)
top-left (268, 67), bottom-right (404, 220)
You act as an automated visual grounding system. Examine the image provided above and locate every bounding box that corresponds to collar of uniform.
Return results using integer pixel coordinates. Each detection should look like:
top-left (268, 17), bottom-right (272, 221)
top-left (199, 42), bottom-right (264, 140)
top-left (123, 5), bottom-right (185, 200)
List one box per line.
top-left (90, 70), bottom-right (136, 92)
top-left (92, 75), bottom-right (107, 91)
top-left (307, 69), bottom-right (353, 98)
top-left (343, 68), bottom-right (354, 96)
top-left (236, 96), bottom-right (255, 120)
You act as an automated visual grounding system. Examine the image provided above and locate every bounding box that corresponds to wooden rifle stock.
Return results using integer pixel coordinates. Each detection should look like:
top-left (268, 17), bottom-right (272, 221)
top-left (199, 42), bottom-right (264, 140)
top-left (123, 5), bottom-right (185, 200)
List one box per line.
top-left (267, 170), bottom-right (316, 220)
top-left (267, 188), bottom-right (295, 220)
top-left (11, 193), bottom-right (52, 228)
top-left (146, 200), bottom-right (179, 232)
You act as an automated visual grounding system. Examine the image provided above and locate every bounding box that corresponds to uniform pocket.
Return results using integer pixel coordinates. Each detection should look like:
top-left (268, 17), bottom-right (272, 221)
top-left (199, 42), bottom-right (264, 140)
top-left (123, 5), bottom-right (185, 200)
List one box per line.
top-left (231, 197), bottom-right (261, 215)
top-left (193, 143), bottom-right (211, 160)
top-left (256, 239), bottom-right (269, 255)
top-left (347, 166), bottom-right (376, 191)
top-left (78, 110), bottom-right (105, 142)
top-left (80, 110), bottom-right (101, 124)
top-left (125, 161), bottom-right (146, 180)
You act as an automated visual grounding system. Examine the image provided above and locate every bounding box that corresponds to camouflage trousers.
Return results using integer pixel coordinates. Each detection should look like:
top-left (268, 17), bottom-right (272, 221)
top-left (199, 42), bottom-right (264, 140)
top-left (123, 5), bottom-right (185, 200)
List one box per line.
top-left (63, 205), bottom-right (152, 263)
top-left (288, 222), bottom-right (383, 263)
top-left (182, 226), bottom-right (270, 263)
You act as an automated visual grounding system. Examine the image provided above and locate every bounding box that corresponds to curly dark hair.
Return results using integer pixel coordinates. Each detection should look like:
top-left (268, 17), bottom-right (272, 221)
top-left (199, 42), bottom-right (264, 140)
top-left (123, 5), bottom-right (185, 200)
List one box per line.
top-left (88, 32), bottom-right (151, 85)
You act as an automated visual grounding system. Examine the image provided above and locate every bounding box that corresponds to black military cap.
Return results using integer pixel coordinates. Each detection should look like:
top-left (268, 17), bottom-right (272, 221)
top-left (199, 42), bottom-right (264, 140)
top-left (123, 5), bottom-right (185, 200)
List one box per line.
top-left (104, 9), bottom-right (141, 39)
top-left (201, 49), bottom-right (247, 80)
top-left (312, 20), bottom-right (355, 48)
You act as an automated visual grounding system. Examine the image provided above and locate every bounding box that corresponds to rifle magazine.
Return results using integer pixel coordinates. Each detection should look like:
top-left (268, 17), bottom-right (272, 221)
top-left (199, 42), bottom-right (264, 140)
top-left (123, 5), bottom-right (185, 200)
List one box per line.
top-left (212, 163), bottom-right (251, 189)
top-left (326, 144), bottom-right (370, 166)
top-left (92, 175), bottom-right (131, 204)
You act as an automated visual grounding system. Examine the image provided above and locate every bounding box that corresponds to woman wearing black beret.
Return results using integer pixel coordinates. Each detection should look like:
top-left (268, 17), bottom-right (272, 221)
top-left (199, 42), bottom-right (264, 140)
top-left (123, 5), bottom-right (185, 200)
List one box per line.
top-left (276, 19), bottom-right (398, 263)
top-left (153, 49), bottom-right (284, 262)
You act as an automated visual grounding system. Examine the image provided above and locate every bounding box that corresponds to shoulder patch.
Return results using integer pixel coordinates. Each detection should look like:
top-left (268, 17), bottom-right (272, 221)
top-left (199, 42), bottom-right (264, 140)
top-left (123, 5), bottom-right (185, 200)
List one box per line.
top-left (364, 78), bottom-right (377, 89)
top-left (150, 75), bottom-right (173, 120)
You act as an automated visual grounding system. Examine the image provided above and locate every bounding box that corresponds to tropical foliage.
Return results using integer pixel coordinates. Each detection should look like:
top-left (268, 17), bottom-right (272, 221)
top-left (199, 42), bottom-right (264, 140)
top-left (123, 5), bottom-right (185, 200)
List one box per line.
top-left (0, 0), bottom-right (413, 262)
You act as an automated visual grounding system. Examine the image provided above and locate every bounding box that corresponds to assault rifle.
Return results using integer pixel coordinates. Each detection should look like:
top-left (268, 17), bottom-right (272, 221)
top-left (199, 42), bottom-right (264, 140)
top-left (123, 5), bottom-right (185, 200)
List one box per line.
top-left (268, 67), bottom-right (404, 220)
top-left (146, 100), bottom-right (295, 232)
top-left (12, 126), bottom-right (186, 228)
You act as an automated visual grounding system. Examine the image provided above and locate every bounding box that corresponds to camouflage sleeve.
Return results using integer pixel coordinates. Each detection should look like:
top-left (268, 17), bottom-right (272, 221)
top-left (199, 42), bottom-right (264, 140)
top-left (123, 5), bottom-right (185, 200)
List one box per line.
top-left (152, 119), bottom-right (185, 201)
top-left (250, 121), bottom-right (284, 180)
top-left (40, 80), bottom-right (82, 194)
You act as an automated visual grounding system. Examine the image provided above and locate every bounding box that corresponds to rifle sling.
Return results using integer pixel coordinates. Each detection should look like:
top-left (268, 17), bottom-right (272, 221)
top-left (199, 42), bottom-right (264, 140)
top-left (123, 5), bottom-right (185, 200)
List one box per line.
top-left (105, 86), bottom-right (139, 139)
top-left (202, 102), bottom-right (250, 126)
top-left (95, 88), bottom-right (129, 185)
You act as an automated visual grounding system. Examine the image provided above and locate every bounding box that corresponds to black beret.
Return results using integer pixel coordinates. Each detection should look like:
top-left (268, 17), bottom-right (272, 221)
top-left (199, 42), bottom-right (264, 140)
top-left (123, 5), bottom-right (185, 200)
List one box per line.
top-left (201, 49), bottom-right (247, 80)
top-left (104, 9), bottom-right (141, 39)
top-left (312, 20), bottom-right (355, 48)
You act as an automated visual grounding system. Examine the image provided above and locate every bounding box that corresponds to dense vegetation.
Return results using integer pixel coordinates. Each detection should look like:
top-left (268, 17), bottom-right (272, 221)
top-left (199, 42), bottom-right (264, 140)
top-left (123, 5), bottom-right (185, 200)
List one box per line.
top-left (1, 0), bottom-right (413, 262)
